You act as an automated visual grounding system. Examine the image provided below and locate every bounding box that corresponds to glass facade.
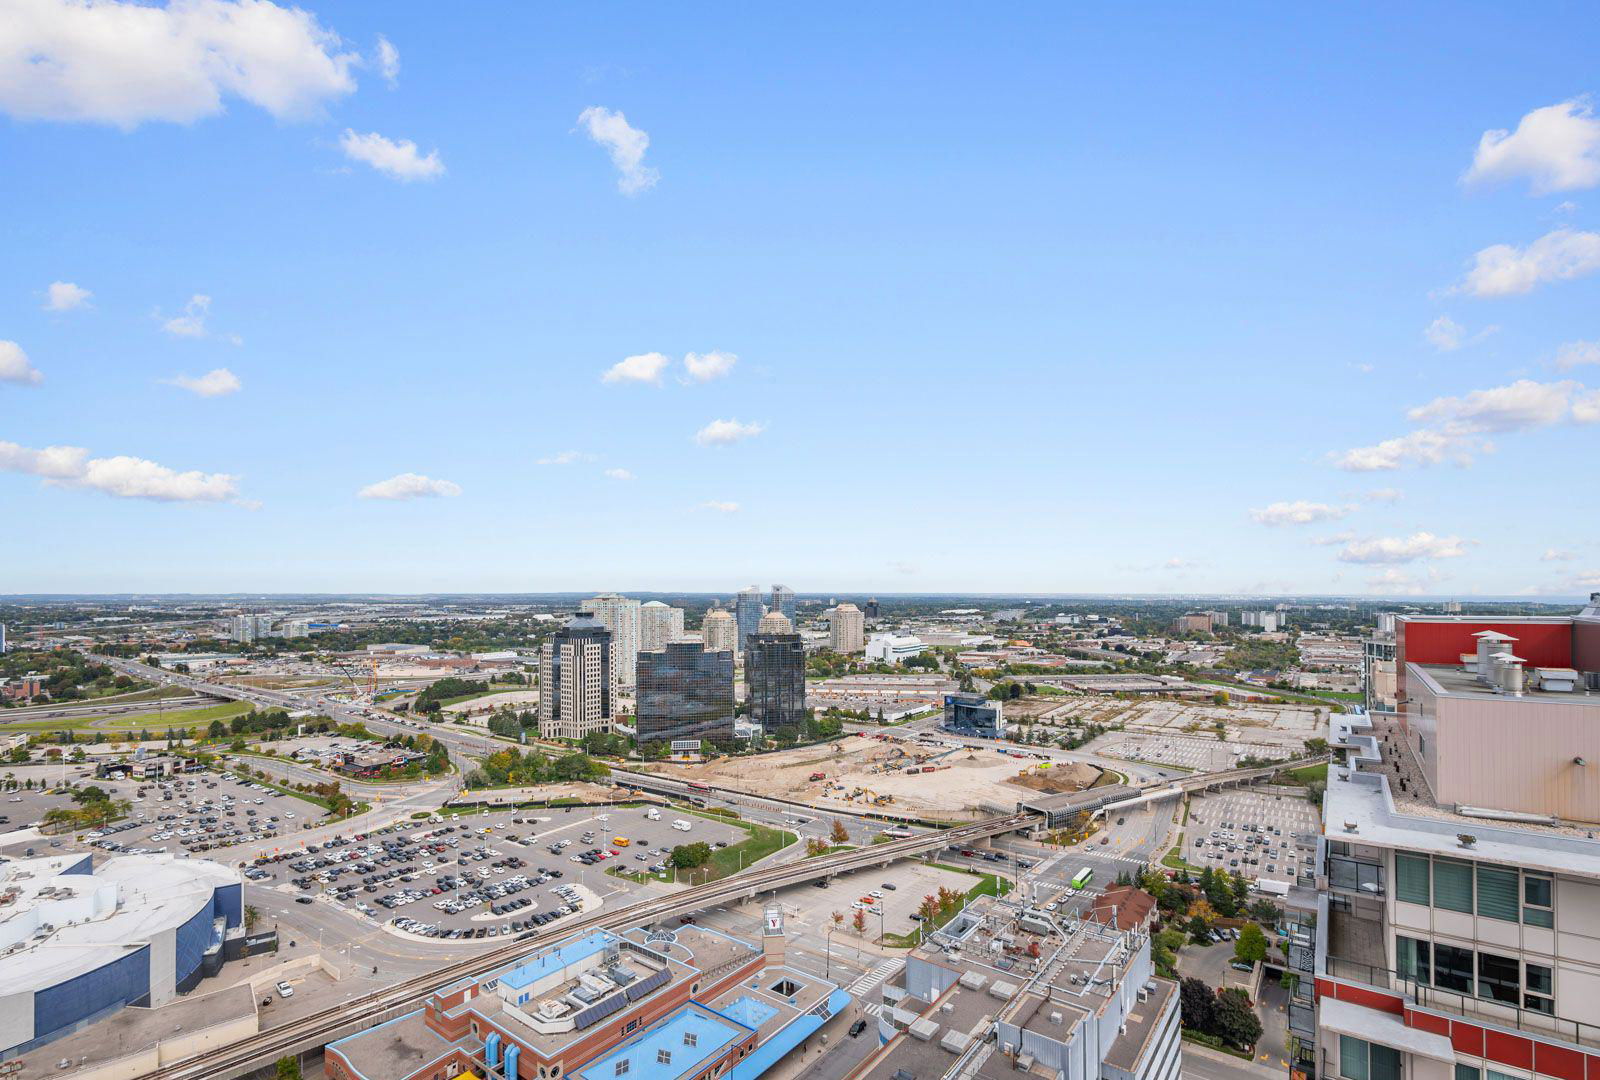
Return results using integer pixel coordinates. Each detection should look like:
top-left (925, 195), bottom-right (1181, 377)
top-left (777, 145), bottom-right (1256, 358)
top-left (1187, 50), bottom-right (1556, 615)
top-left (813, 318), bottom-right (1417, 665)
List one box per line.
top-left (735, 588), bottom-right (764, 653)
top-left (745, 631), bottom-right (805, 733)
top-left (942, 693), bottom-right (1003, 738)
top-left (636, 642), bottom-right (735, 745)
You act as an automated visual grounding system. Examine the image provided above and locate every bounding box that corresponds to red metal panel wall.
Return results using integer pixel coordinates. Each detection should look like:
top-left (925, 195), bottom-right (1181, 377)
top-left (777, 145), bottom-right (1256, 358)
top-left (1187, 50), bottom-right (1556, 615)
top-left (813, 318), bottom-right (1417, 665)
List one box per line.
top-left (1399, 620), bottom-right (1573, 669)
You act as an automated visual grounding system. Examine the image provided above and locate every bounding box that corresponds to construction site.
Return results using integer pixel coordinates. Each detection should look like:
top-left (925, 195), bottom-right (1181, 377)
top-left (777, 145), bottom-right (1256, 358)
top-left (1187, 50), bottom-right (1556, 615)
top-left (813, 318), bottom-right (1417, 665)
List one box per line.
top-left (649, 732), bottom-right (1104, 822)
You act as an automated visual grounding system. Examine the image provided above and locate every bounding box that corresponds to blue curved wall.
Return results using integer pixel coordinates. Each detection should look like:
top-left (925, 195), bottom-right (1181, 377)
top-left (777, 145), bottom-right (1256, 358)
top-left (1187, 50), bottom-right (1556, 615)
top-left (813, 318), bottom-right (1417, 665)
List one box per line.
top-left (212, 882), bottom-right (242, 928)
top-left (31, 945), bottom-right (151, 1048)
top-left (174, 901), bottom-right (213, 991)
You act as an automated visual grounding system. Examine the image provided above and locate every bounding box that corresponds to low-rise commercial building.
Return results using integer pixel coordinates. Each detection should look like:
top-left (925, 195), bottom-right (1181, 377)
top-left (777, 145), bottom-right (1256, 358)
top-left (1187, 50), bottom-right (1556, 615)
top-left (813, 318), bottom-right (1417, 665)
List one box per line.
top-left (865, 633), bottom-right (926, 665)
top-left (942, 692), bottom-right (1005, 739)
top-left (325, 912), bottom-right (847, 1080)
top-left (853, 895), bottom-right (1179, 1080)
top-left (0, 853), bottom-right (244, 1057)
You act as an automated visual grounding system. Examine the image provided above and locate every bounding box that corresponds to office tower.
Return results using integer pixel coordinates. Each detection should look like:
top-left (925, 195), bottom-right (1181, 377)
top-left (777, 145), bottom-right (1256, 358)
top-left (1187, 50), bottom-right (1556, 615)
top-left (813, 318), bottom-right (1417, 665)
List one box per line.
top-left (702, 608), bottom-right (738, 654)
top-left (863, 597), bottom-right (879, 620)
top-left (579, 593), bottom-right (641, 688)
top-left (537, 613), bottom-right (614, 740)
top-left (734, 586), bottom-right (764, 653)
top-left (635, 641), bottom-right (735, 746)
top-left (769, 585), bottom-right (796, 627)
top-left (639, 601), bottom-right (686, 655)
top-left (746, 612), bottom-right (805, 734)
top-left (1301, 600), bottom-right (1600, 1080)
top-left (829, 602), bottom-right (864, 653)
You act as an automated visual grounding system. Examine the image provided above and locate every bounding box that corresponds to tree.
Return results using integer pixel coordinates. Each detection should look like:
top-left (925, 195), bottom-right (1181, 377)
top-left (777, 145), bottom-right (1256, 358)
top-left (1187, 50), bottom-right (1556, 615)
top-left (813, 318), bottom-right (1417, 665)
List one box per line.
top-left (805, 838), bottom-right (831, 857)
top-left (852, 908), bottom-right (867, 935)
top-left (670, 842), bottom-right (712, 869)
top-left (244, 905), bottom-right (261, 930)
top-left (275, 1056), bottom-right (302, 1080)
top-left (1178, 977), bottom-right (1215, 1032)
top-left (831, 911), bottom-right (845, 928)
top-left (1213, 988), bottom-right (1263, 1050)
top-left (208, 719), bottom-right (228, 739)
top-left (830, 819), bottom-right (850, 845)
top-left (1234, 923), bottom-right (1267, 965)
top-left (1248, 898), bottom-right (1281, 925)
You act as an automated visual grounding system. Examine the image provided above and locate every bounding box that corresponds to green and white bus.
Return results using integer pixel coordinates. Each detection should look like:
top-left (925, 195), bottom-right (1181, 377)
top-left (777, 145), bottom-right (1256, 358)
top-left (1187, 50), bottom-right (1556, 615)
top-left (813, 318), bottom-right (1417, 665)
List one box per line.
top-left (1070, 867), bottom-right (1094, 891)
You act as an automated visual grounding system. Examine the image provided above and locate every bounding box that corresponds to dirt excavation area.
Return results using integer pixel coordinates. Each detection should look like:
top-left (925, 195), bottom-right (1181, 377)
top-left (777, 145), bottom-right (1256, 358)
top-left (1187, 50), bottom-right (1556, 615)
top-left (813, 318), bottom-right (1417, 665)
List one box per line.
top-left (645, 733), bottom-right (1104, 822)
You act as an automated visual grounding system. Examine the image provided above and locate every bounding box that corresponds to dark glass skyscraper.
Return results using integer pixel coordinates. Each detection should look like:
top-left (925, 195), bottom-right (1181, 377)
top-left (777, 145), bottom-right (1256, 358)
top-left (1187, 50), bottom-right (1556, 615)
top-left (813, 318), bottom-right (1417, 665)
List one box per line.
top-left (635, 641), bottom-right (735, 746)
top-left (745, 627), bottom-right (806, 735)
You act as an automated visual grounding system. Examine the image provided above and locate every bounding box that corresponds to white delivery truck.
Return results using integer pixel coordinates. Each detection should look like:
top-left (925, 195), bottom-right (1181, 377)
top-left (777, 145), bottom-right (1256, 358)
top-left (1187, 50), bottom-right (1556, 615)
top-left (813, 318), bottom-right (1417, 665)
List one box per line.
top-left (672, 819), bottom-right (692, 831)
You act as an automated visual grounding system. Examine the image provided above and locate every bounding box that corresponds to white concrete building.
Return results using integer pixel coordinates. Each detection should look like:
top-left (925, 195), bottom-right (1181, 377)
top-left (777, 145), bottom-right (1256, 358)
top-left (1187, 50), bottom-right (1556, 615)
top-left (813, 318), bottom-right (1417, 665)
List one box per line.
top-left (639, 600), bottom-right (686, 655)
top-left (865, 632), bottom-right (926, 664)
top-left (537, 614), bottom-right (615, 741)
top-left (579, 593), bottom-right (641, 688)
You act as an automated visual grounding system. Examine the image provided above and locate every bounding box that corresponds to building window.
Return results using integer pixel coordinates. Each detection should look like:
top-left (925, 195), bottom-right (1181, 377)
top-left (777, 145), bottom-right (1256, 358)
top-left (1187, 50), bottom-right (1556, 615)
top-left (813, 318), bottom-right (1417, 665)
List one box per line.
top-left (1339, 1035), bottom-right (1401, 1080)
top-left (1396, 853), bottom-right (1430, 905)
top-left (658, 1050), bottom-right (673, 1065)
top-left (1476, 866), bottom-right (1519, 922)
top-left (1396, 936), bottom-right (1431, 985)
top-left (1456, 1067), bottom-right (1480, 1080)
top-left (684, 1033), bottom-right (698, 1048)
top-left (1433, 858), bottom-right (1474, 913)
top-left (1434, 943), bottom-right (1474, 993)
top-left (1525, 962), bottom-right (1554, 1015)
top-left (1523, 875), bottom-right (1554, 927)
top-left (1477, 951), bottom-right (1521, 1005)
top-left (623, 1019), bottom-right (639, 1035)
top-left (615, 1062), bottom-right (630, 1077)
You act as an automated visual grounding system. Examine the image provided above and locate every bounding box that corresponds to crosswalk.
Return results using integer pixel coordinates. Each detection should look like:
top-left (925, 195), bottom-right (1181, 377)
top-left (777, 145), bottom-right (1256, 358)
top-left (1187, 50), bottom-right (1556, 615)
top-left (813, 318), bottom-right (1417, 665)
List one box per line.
top-left (846, 957), bottom-right (905, 998)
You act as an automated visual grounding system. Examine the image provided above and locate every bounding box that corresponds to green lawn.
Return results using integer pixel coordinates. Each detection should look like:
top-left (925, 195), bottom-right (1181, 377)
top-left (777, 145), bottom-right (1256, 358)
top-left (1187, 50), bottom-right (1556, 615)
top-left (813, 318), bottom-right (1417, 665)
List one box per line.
top-left (613, 815), bottom-right (796, 885)
top-left (9, 701), bottom-right (256, 733)
top-left (1284, 762), bottom-right (1329, 786)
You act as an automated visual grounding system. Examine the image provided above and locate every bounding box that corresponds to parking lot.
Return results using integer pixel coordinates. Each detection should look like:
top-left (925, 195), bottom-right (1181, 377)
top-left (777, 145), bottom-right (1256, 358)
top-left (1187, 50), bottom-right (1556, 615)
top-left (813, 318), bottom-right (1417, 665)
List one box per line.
top-left (1097, 733), bottom-right (1290, 771)
top-left (774, 855), bottom-right (994, 943)
top-left (74, 769), bottom-right (316, 858)
top-left (244, 803), bottom-right (749, 941)
top-left (1184, 789), bottom-right (1319, 885)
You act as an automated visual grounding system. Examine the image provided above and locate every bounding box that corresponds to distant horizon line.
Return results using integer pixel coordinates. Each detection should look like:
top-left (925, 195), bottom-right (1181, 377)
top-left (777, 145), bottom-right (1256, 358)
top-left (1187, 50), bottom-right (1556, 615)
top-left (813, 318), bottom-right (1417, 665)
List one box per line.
top-left (1, 590), bottom-right (1592, 604)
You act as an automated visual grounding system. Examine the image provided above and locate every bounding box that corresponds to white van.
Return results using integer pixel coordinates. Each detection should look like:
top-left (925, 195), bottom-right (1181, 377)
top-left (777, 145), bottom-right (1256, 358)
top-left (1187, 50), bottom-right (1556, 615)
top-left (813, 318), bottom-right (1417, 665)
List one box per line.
top-left (671, 819), bottom-right (692, 832)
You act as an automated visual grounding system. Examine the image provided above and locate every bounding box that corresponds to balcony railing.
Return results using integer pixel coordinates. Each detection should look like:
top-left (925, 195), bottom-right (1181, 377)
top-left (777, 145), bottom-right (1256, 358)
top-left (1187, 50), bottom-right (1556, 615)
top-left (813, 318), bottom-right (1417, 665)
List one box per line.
top-left (1324, 954), bottom-right (1600, 1051)
top-left (1326, 855), bottom-right (1384, 897)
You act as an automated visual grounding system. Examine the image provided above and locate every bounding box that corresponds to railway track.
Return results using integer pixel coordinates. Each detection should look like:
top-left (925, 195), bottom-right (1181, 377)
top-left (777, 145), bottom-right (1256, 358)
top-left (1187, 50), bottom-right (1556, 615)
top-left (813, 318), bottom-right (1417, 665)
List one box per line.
top-left (142, 812), bottom-right (1033, 1080)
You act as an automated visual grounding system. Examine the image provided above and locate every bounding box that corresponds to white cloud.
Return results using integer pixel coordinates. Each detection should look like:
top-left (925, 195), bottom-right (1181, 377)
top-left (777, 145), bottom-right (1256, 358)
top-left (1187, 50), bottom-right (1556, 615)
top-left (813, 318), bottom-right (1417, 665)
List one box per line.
top-left (339, 129), bottom-right (443, 182)
top-left (1312, 531), bottom-right (1358, 547)
top-left (700, 500), bottom-right (740, 513)
top-left (1574, 570), bottom-right (1600, 589)
top-left (1465, 99), bottom-right (1600, 195)
top-left (44, 280), bottom-right (91, 311)
top-left (1542, 548), bottom-right (1577, 562)
top-left (1338, 532), bottom-right (1472, 565)
top-left (357, 472), bottom-right (460, 500)
top-left (1364, 488), bottom-right (1404, 503)
top-left (536, 450), bottom-right (591, 466)
top-left (1455, 228), bottom-right (1600, 297)
top-left (1249, 500), bottom-right (1354, 526)
top-left (1406, 378), bottom-right (1579, 432)
top-left (0, 341), bottom-right (44, 386)
top-left (1334, 378), bottom-right (1600, 470)
top-left (0, 0), bottom-right (360, 129)
top-left (1331, 428), bottom-right (1484, 471)
top-left (1555, 340), bottom-right (1600, 370)
top-left (0, 439), bottom-right (239, 501)
top-left (161, 294), bottom-right (211, 337)
top-left (693, 419), bottom-right (765, 447)
top-left (1365, 568), bottom-right (1428, 595)
top-left (604, 468), bottom-right (634, 481)
top-left (375, 35), bottom-right (399, 87)
top-left (683, 351), bottom-right (737, 382)
top-left (163, 367), bottom-right (240, 397)
top-left (1425, 315), bottom-right (1465, 351)
top-left (576, 106), bottom-right (658, 195)
top-left (602, 352), bottom-right (670, 385)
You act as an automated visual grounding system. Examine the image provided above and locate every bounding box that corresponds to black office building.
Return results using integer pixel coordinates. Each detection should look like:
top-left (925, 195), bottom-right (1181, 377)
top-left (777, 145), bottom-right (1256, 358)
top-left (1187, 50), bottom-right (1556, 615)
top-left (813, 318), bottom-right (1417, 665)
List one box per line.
top-left (745, 630), bottom-right (806, 735)
top-left (942, 693), bottom-right (1005, 739)
top-left (635, 641), bottom-right (735, 746)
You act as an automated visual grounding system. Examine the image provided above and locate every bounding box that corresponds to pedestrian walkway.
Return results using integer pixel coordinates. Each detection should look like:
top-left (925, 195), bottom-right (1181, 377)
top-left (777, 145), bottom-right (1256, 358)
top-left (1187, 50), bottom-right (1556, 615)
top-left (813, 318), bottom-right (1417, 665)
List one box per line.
top-left (846, 956), bottom-right (904, 998)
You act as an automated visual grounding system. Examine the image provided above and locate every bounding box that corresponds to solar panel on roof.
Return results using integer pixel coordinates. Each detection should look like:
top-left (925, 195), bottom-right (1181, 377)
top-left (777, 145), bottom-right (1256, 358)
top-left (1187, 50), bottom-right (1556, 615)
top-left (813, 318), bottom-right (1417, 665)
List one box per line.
top-left (574, 993), bottom-right (626, 1030)
top-left (625, 968), bottom-right (670, 1001)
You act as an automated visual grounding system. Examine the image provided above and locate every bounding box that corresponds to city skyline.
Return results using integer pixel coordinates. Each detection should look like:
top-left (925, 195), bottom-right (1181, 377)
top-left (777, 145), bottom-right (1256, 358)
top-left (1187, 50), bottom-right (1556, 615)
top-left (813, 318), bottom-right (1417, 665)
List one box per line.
top-left (3, 5), bottom-right (1599, 597)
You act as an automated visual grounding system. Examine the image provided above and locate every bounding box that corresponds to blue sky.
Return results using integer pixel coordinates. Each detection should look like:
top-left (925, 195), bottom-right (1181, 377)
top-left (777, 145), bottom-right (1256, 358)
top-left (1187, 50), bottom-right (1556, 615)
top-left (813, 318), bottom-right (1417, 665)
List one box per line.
top-left (3, 2), bottom-right (1599, 597)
